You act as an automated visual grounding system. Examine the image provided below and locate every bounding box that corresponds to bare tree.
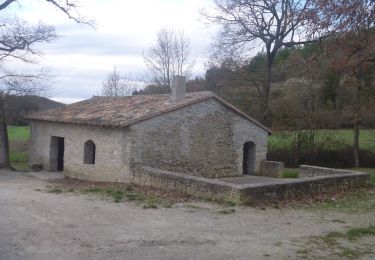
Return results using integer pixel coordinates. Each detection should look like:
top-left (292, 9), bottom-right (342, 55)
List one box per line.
top-left (144, 28), bottom-right (193, 89)
top-left (101, 67), bottom-right (137, 97)
top-left (204, 0), bottom-right (318, 126)
top-left (0, 0), bottom-right (91, 169)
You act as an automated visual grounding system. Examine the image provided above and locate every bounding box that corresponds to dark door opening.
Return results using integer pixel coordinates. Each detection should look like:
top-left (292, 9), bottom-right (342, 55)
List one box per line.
top-left (57, 137), bottom-right (65, 171)
top-left (49, 136), bottom-right (65, 172)
top-left (243, 141), bottom-right (256, 175)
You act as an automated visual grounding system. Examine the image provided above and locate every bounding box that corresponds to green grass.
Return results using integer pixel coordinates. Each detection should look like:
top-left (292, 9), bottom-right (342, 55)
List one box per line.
top-left (9, 151), bottom-right (29, 169)
top-left (321, 226), bottom-right (375, 242)
top-left (83, 187), bottom-right (126, 203)
top-left (269, 129), bottom-right (375, 152)
top-left (282, 169), bottom-right (299, 178)
top-left (7, 125), bottom-right (30, 141)
top-left (346, 226), bottom-right (375, 241)
top-left (81, 187), bottom-right (171, 207)
top-left (7, 126), bottom-right (30, 169)
top-left (40, 184), bottom-right (173, 208)
top-left (9, 151), bottom-right (28, 162)
top-left (297, 226), bottom-right (375, 259)
top-left (307, 190), bottom-right (375, 213)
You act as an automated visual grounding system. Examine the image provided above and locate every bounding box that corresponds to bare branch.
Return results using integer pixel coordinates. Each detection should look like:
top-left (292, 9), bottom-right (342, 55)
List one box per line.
top-left (143, 28), bottom-right (194, 88)
top-left (101, 67), bottom-right (137, 97)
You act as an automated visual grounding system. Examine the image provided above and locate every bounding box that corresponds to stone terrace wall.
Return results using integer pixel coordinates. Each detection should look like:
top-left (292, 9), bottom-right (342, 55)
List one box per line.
top-left (259, 161), bottom-right (284, 177)
top-left (239, 172), bottom-right (370, 205)
top-left (132, 165), bottom-right (370, 204)
top-left (299, 165), bottom-right (360, 178)
top-left (129, 99), bottom-right (268, 178)
top-left (132, 166), bottom-right (241, 203)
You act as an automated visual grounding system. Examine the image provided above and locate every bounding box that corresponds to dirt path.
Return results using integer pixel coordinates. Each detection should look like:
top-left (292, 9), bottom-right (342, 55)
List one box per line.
top-left (0, 169), bottom-right (374, 260)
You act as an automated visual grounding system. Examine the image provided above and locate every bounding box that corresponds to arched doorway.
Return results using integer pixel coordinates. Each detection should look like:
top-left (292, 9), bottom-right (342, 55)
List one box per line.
top-left (243, 141), bottom-right (256, 174)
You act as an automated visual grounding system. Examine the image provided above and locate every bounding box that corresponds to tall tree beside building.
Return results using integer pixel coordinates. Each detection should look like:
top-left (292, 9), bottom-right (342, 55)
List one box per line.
top-left (0, 0), bottom-right (91, 169)
top-left (314, 0), bottom-right (375, 167)
top-left (203, 0), bottom-right (318, 126)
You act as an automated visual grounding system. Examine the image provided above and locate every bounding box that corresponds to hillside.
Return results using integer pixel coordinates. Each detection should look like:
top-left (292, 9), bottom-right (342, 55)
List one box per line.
top-left (5, 95), bottom-right (65, 125)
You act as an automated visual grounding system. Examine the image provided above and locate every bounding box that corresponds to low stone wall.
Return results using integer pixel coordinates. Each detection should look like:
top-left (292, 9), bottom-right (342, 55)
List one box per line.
top-left (239, 172), bottom-right (370, 205)
top-left (259, 160), bottom-right (284, 177)
top-left (299, 165), bottom-right (359, 178)
top-left (131, 165), bottom-right (370, 204)
top-left (131, 166), bottom-right (241, 203)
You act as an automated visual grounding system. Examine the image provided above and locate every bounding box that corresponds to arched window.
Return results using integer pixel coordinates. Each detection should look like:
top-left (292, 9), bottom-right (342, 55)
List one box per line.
top-left (84, 140), bottom-right (96, 164)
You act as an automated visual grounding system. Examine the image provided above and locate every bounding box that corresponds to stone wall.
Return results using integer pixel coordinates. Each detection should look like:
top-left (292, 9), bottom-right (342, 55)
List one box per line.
top-left (29, 121), bottom-right (131, 181)
top-left (129, 98), bottom-right (268, 178)
top-left (298, 165), bottom-right (359, 178)
top-left (132, 166), bottom-right (241, 203)
top-left (239, 172), bottom-right (370, 205)
top-left (259, 161), bottom-right (284, 177)
top-left (132, 165), bottom-right (370, 204)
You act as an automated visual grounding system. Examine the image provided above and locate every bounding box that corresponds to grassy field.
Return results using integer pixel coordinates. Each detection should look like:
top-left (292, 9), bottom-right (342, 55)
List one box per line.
top-left (7, 126), bottom-right (30, 141)
top-left (8, 126), bottom-right (30, 169)
top-left (268, 129), bottom-right (375, 153)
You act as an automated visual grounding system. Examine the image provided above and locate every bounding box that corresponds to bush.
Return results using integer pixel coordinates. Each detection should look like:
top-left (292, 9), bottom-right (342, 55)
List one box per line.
top-left (282, 169), bottom-right (299, 178)
top-left (268, 147), bottom-right (375, 168)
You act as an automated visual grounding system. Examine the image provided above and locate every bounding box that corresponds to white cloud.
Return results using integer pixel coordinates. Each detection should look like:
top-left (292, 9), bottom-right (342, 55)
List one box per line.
top-left (5, 0), bottom-right (216, 100)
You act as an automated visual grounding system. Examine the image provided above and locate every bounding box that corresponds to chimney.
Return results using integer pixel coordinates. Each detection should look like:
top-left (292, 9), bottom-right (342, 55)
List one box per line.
top-left (171, 75), bottom-right (186, 102)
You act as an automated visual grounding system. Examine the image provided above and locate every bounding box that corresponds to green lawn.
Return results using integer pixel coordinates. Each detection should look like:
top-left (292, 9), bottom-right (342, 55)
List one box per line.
top-left (7, 125), bottom-right (30, 141)
top-left (7, 125), bottom-right (30, 169)
top-left (268, 129), bottom-right (375, 153)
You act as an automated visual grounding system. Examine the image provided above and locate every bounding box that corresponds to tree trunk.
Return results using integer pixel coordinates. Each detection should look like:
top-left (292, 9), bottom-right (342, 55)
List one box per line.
top-left (353, 79), bottom-right (361, 168)
top-left (0, 93), bottom-right (10, 169)
top-left (261, 55), bottom-right (274, 127)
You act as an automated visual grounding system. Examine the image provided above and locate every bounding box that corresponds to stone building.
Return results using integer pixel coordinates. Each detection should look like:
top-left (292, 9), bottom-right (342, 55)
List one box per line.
top-left (27, 76), bottom-right (271, 182)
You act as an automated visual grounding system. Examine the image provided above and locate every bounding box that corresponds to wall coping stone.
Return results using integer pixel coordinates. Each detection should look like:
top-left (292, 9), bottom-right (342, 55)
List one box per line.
top-left (298, 165), bottom-right (364, 178)
top-left (238, 171), bottom-right (369, 190)
top-left (135, 165), bottom-right (369, 190)
top-left (134, 165), bottom-right (242, 189)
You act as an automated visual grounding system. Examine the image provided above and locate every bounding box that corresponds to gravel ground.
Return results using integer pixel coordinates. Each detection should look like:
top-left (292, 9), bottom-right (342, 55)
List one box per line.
top-left (0, 169), bottom-right (374, 260)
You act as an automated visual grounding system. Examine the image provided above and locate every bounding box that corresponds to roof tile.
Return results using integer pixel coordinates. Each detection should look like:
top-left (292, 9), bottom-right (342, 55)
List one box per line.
top-left (27, 91), bottom-right (272, 133)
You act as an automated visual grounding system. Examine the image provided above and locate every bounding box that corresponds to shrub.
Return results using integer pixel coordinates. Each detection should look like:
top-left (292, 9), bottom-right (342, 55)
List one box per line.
top-left (282, 169), bottom-right (299, 178)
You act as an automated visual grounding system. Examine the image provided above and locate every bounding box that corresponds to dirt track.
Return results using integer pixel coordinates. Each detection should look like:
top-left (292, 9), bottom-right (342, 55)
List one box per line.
top-left (0, 169), bottom-right (374, 260)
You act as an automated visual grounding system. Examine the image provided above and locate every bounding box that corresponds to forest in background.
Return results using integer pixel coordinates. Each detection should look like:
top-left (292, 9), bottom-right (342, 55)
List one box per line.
top-left (136, 41), bottom-right (375, 130)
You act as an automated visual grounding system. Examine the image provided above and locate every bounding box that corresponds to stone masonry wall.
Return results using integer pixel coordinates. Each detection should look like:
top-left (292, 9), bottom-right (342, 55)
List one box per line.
top-left (132, 166), bottom-right (241, 203)
top-left (132, 165), bottom-right (370, 204)
top-left (29, 121), bottom-right (131, 181)
top-left (298, 165), bottom-right (361, 178)
top-left (259, 161), bottom-right (284, 177)
top-left (129, 99), bottom-right (268, 178)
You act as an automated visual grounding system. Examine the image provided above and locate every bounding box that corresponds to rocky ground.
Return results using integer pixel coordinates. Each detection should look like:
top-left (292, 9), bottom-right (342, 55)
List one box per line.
top-left (0, 169), bottom-right (374, 260)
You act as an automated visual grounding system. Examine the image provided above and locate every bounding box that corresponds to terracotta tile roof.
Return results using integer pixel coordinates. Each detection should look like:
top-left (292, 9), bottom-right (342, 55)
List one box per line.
top-left (27, 91), bottom-right (272, 133)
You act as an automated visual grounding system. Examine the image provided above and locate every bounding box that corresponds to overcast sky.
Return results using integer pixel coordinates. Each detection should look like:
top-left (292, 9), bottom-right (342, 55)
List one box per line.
top-left (14, 0), bottom-right (216, 103)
